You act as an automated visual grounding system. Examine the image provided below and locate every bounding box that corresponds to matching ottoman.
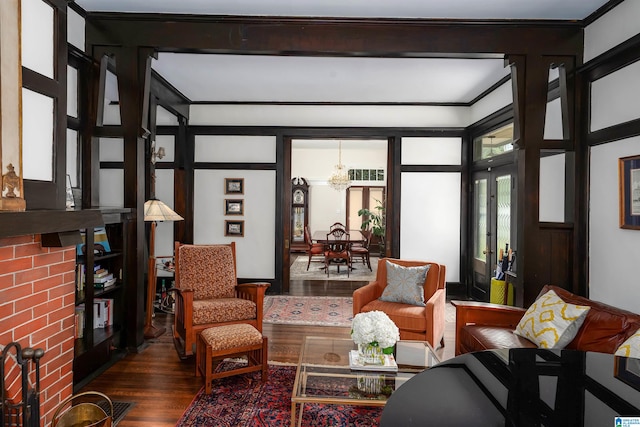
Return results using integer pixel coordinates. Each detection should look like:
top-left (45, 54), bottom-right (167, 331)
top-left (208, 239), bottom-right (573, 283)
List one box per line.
top-left (196, 323), bottom-right (268, 393)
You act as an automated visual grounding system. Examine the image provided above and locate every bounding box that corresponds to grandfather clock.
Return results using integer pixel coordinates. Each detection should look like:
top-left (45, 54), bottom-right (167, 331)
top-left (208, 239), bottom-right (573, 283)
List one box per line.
top-left (290, 177), bottom-right (309, 253)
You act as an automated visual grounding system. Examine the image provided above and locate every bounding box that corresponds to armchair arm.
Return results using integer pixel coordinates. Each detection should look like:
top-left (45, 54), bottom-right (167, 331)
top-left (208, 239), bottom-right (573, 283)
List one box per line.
top-left (451, 300), bottom-right (527, 355)
top-left (172, 287), bottom-right (194, 345)
top-left (236, 282), bottom-right (270, 331)
top-left (353, 281), bottom-right (384, 315)
top-left (425, 288), bottom-right (446, 348)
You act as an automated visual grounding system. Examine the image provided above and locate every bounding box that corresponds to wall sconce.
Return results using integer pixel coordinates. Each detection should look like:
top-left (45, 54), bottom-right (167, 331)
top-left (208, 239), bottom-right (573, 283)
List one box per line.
top-left (151, 142), bottom-right (165, 165)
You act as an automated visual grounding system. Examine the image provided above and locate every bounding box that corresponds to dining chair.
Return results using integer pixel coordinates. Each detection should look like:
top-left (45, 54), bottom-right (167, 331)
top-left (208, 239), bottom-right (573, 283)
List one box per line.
top-left (304, 226), bottom-right (325, 270)
top-left (350, 229), bottom-right (372, 271)
top-left (329, 222), bottom-right (346, 232)
top-left (324, 227), bottom-right (352, 277)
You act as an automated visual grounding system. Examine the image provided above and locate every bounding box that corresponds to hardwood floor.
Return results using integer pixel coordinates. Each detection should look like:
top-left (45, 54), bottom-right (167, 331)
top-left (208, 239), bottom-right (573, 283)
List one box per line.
top-left (80, 278), bottom-right (456, 426)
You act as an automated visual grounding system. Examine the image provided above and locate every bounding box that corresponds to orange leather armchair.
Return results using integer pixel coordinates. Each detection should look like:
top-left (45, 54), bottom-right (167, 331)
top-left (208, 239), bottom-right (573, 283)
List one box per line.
top-left (353, 258), bottom-right (446, 349)
top-left (173, 242), bottom-right (270, 358)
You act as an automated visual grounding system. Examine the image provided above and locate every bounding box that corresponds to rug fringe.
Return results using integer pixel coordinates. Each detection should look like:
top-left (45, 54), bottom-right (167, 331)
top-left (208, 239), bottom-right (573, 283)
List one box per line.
top-left (223, 357), bottom-right (297, 367)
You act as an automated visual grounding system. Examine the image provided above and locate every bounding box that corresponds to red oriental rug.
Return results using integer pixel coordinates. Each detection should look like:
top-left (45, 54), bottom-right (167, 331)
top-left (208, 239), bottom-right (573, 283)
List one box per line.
top-left (263, 296), bottom-right (353, 327)
top-left (176, 362), bottom-right (382, 426)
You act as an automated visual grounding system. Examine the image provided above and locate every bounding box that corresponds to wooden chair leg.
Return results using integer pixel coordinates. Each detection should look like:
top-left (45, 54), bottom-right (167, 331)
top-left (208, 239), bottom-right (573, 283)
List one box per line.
top-left (261, 338), bottom-right (269, 382)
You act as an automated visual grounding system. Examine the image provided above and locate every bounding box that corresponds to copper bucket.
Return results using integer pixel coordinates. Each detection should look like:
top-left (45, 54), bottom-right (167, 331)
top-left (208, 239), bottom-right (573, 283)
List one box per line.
top-left (52, 391), bottom-right (113, 427)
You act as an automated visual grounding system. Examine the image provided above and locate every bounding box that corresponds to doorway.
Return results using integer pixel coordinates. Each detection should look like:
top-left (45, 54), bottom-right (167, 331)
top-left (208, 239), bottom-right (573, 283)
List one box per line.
top-left (470, 164), bottom-right (516, 301)
top-left (287, 138), bottom-right (388, 288)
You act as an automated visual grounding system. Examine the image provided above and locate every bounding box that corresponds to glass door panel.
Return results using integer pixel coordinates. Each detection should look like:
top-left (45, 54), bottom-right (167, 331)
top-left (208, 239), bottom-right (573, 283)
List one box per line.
top-left (472, 174), bottom-right (489, 299)
top-left (347, 187), bottom-right (364, 230)
top-left (496, 175), bottom-right (511, 257)
top-left (471, 166), bottom-right (515, 301)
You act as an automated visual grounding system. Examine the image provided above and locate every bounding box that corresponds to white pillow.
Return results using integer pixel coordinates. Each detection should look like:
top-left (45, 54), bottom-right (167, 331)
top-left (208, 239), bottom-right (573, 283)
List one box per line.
top-left (514, 290), bottom-right (590, 349)
top-left (615, 329), bottom-right (640, 358)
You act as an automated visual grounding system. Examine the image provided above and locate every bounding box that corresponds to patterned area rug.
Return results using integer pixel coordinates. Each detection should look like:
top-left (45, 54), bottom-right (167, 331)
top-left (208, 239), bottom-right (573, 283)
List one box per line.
top-left (176, 362), bottom-right (381, 426)
top-left (263, 296), bottom-right (353, 327)
top-left (290, 256), bottom-right (378, 282)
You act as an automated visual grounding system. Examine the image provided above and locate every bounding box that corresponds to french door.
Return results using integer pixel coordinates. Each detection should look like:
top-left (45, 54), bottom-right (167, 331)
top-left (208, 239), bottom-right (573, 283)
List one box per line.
top-left (471, 165), bottom-right (516, 301)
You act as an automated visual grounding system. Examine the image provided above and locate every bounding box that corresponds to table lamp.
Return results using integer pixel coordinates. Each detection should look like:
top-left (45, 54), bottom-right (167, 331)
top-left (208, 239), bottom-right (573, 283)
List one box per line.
top-left (144, 198), bottom-right (183, 339)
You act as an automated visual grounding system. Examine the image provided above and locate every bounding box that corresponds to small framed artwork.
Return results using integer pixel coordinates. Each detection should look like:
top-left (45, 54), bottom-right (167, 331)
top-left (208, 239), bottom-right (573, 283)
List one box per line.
top-left (615, 356), bottom-right (640, 392)
top-left (618, 155), bottom-right (640, 229)
top-left (225, 178), bottom-right (244, 195)
top-left (225, 199), bottom-right (244, 215)
top-left (225, 220), bottom-right (244, 237)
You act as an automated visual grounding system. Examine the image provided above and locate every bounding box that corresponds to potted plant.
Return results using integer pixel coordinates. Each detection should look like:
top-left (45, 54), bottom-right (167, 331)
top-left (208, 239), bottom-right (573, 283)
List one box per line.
top-left (358, 199), bottom-right (386, 257)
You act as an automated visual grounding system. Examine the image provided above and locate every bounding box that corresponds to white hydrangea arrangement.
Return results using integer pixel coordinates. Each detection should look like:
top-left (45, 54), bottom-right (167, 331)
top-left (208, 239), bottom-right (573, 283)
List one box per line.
top-left (351, 311), bottom-right (400, 351)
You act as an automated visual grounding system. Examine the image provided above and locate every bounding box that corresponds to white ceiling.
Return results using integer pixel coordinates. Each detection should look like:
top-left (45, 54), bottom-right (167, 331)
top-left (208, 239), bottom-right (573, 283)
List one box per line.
top-left (79, 0), bottom-right (610, 104)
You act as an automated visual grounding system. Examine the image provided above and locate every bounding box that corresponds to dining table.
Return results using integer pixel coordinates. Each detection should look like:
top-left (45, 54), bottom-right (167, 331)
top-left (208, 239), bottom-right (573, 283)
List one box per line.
top-left (311, 230), bottom-right (365, 245)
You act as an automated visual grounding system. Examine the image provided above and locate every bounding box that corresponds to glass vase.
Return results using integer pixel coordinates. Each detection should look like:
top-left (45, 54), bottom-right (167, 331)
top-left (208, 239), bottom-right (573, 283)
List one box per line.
top-left (358, 343), bottom-right (384, 365)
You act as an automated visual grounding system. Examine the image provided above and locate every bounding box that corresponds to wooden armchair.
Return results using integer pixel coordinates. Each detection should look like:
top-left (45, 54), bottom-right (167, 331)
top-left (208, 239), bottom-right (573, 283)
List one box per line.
top-left (350, 229), bottom-right (372, 271)
top-left (353, 258), bottom-right (446, 348)
top-left (172, 242), bottom-right (270, 358)
top-left (304, 226), bottom-right (325, 270)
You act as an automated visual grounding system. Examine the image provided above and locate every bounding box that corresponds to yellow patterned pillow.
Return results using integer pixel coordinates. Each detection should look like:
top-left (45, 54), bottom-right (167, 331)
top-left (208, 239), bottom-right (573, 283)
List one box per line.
top-left (514, 290), bottom-right (591, 349)
top-left (615, 329), bottom-right (640, 358)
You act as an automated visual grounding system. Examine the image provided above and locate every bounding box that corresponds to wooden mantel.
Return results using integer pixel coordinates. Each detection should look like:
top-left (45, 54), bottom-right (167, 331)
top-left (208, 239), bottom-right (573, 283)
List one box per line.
top-left (0, 209), bottom-right (104, 240)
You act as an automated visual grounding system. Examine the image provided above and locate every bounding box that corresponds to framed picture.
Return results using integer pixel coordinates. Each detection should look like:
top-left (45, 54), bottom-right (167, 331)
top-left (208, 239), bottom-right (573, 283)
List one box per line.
top-left (618, 155), bottom-right (640, 229)
top-left (225, 220), bottom-right (244, 237)
top-left (225, 199), bottom-right (244, 215)
top-left (225, 178), bottom-right (244, 195)
top-left (615, 356), bottom-right (640, 392)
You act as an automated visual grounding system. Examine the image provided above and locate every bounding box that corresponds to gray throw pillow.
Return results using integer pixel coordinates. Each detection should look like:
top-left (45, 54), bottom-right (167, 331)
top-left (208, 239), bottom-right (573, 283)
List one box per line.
top-left (379, 261), bottom-right (430, 306)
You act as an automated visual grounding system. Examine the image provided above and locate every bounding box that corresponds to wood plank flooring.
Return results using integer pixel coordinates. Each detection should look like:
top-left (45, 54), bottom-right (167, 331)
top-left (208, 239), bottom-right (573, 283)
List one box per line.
top-left (80, 278), bottom-right (455, 426)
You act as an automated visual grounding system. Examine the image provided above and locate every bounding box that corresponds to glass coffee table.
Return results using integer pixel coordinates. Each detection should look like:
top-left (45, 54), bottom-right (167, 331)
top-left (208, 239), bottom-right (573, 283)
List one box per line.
top-left (291, 336), bottom-right (440, 427)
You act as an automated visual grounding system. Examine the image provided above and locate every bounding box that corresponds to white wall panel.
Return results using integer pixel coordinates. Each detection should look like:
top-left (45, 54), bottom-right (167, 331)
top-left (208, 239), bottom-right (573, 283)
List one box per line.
top-left (400, 172), bottom-right (460, 282)
top-left (543, 98), bottom-right (564, 140)
top-left (22, 88), bottom-right (53, 181)
top-left (67, 66), bottom-right (78, 118)
top-left (194, 169), bottom-right (276, 279)
top-left (401, 137), bottom-right (462, 166)
top-left (154, 169), bottom-right (177, 259)
top-left (539, 153), bottom-right (565, 222)
top-left (194, 135), bottom-right (276, 163)
top-left (584, 0), bottom-right (640, 63)
top-left (99, 138), bottom-right (124, 162)
top-left (156, 106), bottom-right (179, 126)
top-left (590, 61), bottom-right (640, 132)
top-left (190, 104), bottom-right (470, 128)
top-left (66, 129), bottom-right (78, 187)
top-left (99, 169), bottom-right (124, 207)
top-left (469, 81), bottom-right (512, 126)
top-left (21, 0), bottom-right (53, 78)
top-left (589, 137), bottom-right (640, 313)
top-left (67, 6), bottom-right (85, 51)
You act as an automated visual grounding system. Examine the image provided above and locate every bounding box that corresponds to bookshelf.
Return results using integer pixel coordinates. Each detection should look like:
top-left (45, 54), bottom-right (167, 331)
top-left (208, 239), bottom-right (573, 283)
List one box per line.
top-left (73, 208), bottom-right (131, 388)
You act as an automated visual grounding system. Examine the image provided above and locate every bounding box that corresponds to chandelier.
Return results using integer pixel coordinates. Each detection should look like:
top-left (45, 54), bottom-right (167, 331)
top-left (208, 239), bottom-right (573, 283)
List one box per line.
top-left (328, 141), bottom-right (351, 191)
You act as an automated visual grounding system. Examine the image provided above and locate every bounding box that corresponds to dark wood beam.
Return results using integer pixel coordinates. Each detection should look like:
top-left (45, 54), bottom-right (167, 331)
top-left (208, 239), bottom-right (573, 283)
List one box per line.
top-left (86, 15), bottom-right (583, 58)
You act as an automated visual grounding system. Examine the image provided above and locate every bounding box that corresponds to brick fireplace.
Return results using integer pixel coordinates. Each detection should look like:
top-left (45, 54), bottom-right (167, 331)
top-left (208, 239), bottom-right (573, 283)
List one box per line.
top-left (1, 234), bottom-right (76, 427)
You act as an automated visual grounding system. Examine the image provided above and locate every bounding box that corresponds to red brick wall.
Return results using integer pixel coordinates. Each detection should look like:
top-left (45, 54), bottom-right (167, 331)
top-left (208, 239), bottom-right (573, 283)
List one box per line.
top-left (0, 234), bottom-right (76, 427)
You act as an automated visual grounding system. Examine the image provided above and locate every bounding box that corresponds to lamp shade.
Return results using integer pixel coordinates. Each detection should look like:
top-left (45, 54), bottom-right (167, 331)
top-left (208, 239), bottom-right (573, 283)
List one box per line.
top-left (144, 199), bottom-right (184, 222)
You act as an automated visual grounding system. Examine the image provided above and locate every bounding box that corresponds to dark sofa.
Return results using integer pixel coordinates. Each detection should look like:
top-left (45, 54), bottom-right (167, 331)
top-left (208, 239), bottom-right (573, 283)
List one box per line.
top-left (452, 285), bottom-right (640, 356)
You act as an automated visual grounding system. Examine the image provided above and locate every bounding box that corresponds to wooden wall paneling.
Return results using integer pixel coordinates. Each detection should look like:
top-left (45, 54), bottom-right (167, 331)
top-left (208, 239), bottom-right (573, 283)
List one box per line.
top-left (114, 47), bottom-right (155, 350)
top-left (175, 118), bottom-right (193, 244)
top-left (85, 15), bottom-right (583, 58)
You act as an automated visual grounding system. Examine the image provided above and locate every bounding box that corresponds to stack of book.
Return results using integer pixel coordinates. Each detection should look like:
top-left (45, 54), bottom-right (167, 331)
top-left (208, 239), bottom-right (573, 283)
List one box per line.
top-left (94, 267), bottom-right (116, 289)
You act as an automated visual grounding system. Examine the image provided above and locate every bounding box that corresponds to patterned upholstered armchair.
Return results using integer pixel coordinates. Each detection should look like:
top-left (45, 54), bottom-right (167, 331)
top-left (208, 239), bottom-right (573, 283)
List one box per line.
top-left (173, 242), bottom-right (270, 358)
